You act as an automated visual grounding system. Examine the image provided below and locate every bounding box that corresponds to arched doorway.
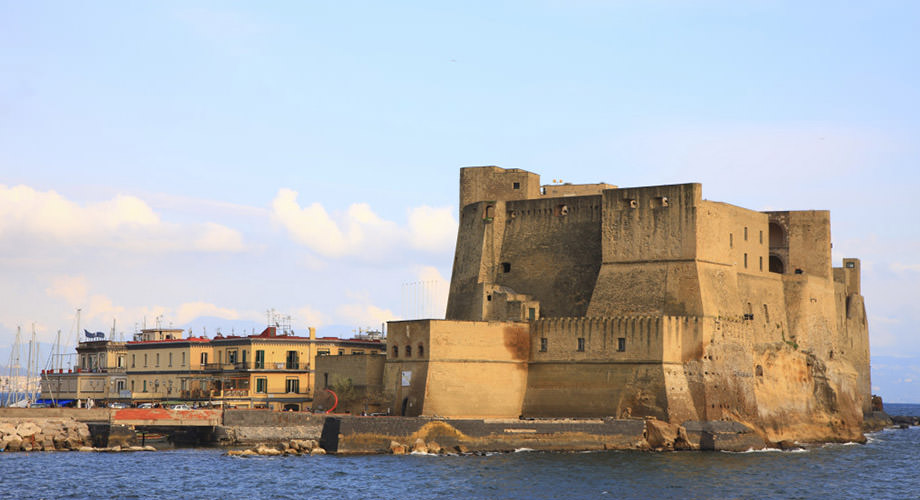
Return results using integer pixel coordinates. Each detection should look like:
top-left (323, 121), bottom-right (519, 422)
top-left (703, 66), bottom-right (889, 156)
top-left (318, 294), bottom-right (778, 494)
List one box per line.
top-left (769, 255), bottom-right (785, 274)
top-left (768, 222), bottom-right (786, 248)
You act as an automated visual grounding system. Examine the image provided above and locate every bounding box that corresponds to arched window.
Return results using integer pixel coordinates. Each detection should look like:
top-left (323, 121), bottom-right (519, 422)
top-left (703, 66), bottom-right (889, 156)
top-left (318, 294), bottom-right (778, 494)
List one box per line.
top-left (405, 345), bottom-right (412, 357)
top-left (417, 343), bottom-right (424, 357)
top-left (392, 345), bottom-right (399, 358)
top-left (768, 222), bottom-right (786, 248)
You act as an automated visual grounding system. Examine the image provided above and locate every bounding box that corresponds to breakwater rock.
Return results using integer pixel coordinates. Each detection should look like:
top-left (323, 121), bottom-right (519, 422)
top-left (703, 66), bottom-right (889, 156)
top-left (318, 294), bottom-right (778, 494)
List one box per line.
top-left (226, 439), bottom-right (326, 457)
top-left (0, 418), bottom-right (91, 452)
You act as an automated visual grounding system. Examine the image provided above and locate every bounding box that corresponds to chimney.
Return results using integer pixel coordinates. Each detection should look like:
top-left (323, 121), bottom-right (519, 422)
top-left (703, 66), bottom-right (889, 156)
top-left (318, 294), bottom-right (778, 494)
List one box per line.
top-left (309, 327), bottom-right (316, 340)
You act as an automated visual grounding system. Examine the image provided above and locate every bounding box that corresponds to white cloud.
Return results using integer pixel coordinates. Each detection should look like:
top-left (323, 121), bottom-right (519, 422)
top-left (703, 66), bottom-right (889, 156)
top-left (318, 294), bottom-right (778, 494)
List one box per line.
top-left (891, 263), bottom-right (920, 273)
top-left (176, 302), bottom-right (240, 325)
top-left (45, 275), bottom-right (89, 307)
top-left (194, 222), bottom-right (246, 252)
top-left (295, 305), bottom-right (330, 328)
top-left (408, 206), bottom-right (457, 252)
top-left (0, 184), bottom-right (245, 253)
top-left (0, 185), bottom-right (158, 240)
top-left (336, 303), bottom-right (395, 328)
top-left (271, 188), bottom-right (456, 259)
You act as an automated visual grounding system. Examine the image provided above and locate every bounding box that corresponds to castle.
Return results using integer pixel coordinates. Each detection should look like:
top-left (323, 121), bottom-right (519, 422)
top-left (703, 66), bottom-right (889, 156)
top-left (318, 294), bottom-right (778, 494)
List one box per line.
top-left (381, 166), bottom-right (871, 443)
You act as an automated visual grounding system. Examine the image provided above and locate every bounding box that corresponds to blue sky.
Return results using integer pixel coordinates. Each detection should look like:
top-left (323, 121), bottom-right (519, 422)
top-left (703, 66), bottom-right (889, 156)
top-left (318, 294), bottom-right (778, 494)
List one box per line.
top-left (1, 1), bottom-right (919, 401)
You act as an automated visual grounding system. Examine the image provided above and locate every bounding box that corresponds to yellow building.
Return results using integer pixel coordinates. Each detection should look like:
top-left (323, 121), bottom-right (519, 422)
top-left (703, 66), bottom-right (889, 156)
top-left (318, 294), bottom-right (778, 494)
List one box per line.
top-left (126, 328), bottom-right (212, 403)
top-left (41, 325), bottom-right (386, 410)
top-left (40, 337), bottom-right (127, 405)
top-left (208, 327), bottom-right (385, 411)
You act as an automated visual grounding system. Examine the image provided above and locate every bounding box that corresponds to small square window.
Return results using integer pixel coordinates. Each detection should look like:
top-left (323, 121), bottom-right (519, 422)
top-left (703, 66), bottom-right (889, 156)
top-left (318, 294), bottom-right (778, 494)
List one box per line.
top-left (501, 262), bottom-right (511, 273)
top-left (512, 182), bottom-right (520, 189)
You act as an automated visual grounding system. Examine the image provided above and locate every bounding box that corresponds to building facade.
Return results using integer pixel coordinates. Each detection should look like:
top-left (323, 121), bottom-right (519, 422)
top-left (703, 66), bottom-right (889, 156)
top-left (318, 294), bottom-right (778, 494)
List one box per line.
top-left (40, 326), bottom-right (385, 411)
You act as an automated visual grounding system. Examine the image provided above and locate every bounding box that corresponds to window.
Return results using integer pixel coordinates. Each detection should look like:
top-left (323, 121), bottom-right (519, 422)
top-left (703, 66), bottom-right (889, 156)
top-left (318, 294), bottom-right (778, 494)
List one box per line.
top-left (255, 350), bottom-right (265, 369)
top-left (405, 345), bottom-right (412, 357)
top-left (324, 373), bottom-right (329, 388)
top-left (540, 338), bottom-right (547, 352)
top-left (576, 338), bottom-right (585, 352)
top-left (285, 378), bottom-right (299, 393)
top-left (144, 354), bottom-right (148, 367)
top-left (846, 261), bottom-right (856, 269)
top-left (116, 380), bottom-right (125, 392)
top-left (242, 350), bottom-right (247, 365)
top-left (228, 350), bottom-right (237, 364)
top-left (131, 355), bottom-right (136, 368)
top-left (255, 378), bottom-right (267, 393)
top-left (417, 344), bottom-right (424, 357)
top-left (729, 233), bottom-right (733, 248)
top-left (512, 182), bottom-right (520, 189)
top-left (285, 351), bottom-right (299, 370)
top-left (143, 380), bottom-right (147, 392)
top-left (759, 256), bottom-right (763, 271)
top-left (759, 230), bottom-right (763, 244)
top-left (352, 350), bottom-right (364, 355)
top-left (155, 353), bottom-right (160, 367)
top-left (528, 308), bottom-right (536, 321)
top-left (131, 380), bottom-right (135, 392)
top-left (201, 352), bottom-right (208, 365)
top-left (181, 352), bottom-right (185, 366)
top-left (317, 349), bottom-right (330, 356)
top-left (392, 346), bottom-right (399, 358)
top-left (180, 379), bottom-right (186, 390)
top-left (744, 253), bottom-right (748, 268)
top-left (487, 294), bottom-right (492, 302)
top-left (501, 262), bottom-right (511, 273)
top-left (617, 337), bottom-right (626, 352)
top-left (338, 349), bottom-right (344, 355)
top-left (744, 227), bottom-right (748, 241)
top-left (168, 352), bottom-right (173, 367)
top-left (118, 355), bottom-right (125, 368)
top-left (763, 304), bottom-right (770, 323)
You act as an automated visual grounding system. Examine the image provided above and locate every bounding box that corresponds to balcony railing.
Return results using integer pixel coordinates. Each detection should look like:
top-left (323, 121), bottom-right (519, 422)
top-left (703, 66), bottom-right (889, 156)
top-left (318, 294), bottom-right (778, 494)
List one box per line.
top-left (203, 362), bottom-right (309, 371)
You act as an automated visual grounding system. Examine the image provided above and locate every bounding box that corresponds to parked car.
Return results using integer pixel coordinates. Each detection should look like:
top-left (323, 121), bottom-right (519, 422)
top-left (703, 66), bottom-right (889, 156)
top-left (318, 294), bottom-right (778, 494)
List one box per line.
top-left (107, 402), bottom-right (128, 409)
top-left (137, 403), bottom-right (154, 409)
top-left (169, 404), bottom-right (191, 410)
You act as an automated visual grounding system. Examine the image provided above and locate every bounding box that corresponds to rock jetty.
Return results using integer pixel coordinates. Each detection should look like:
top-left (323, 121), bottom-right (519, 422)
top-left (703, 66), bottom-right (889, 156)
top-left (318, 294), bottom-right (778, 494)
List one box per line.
top-left (0, 418), bottom-right (91, 452)
top-left (226, 439), bottom-right (326, 457)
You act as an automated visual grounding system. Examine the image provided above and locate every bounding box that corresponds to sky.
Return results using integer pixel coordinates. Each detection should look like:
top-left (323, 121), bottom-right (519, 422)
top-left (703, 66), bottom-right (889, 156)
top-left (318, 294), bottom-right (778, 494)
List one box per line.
top-left (1, 1), bottom-right (919, 401)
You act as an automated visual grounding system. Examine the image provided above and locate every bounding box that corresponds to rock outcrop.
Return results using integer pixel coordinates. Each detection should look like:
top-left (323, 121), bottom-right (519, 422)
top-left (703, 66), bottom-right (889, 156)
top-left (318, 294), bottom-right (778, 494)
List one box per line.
top-left (225, 439), bottom-right (326, 457)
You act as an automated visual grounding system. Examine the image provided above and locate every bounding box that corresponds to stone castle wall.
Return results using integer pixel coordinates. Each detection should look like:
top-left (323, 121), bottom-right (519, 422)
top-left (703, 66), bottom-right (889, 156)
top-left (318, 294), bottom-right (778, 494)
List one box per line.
top-left (420, 166), bottom-right (871, 443)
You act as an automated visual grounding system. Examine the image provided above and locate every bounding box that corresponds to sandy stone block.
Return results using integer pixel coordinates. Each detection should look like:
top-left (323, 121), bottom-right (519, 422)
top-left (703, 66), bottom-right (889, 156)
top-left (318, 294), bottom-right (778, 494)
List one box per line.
top-left (411, 438), bottom-right (428, 454)
top-left (389, 441), bottom-right (408, 455)
top-left (15, 422), bottom-right (41, 438)
top-left (6, 435), bottom-right (22, 452)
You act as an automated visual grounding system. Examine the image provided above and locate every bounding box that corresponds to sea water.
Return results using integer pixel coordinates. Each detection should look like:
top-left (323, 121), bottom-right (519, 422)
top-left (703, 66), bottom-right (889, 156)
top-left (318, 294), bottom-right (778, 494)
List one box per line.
top-left (1, 404), bottom-right (919, 500)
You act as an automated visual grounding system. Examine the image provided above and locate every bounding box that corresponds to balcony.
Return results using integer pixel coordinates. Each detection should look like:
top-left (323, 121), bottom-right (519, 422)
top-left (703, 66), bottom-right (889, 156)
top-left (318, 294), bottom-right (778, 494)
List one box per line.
top-left (203, 362), bottom-right (252, 371)
top-left (204, 362), bottom-right (309, 371)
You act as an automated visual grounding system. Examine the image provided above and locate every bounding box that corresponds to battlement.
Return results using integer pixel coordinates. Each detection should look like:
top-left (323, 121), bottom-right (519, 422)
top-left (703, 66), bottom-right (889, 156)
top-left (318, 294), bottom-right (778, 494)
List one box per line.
top-left (530, 315), bottom-right (704, 364)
